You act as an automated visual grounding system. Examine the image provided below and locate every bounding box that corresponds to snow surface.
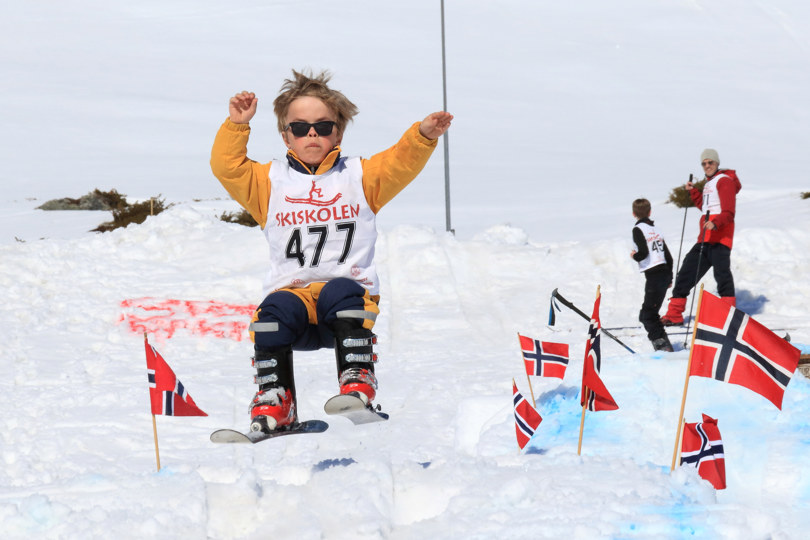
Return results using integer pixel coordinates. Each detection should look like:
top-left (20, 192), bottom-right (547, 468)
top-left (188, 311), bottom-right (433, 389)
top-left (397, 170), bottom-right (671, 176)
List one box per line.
top-left (2, 1), bottom-right (810, 538)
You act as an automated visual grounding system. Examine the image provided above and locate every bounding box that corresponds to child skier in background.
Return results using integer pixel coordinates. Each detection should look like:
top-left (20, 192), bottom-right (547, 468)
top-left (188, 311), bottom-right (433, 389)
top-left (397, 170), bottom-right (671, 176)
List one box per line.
top-left (630, 198), bottom-right (674, 352)
top-left (210, 69), bottom-right (453, 433)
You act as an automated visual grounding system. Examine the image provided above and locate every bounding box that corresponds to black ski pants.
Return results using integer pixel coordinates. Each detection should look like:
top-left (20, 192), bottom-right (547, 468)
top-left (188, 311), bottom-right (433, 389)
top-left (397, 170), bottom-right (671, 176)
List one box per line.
top-left (672, 242), bottom-right (734, 299)
top-left (639, 266), bottom-right (670, 341)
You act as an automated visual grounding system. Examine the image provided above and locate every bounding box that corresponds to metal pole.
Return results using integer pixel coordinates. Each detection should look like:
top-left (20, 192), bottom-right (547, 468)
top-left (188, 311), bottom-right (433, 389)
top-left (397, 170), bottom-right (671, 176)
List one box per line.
top-left (674, 174), bottom-right (692, 273)
top-left (682, 211), bottom-right (711, 348)
top-left (440, 0), bottom-right (453, 234)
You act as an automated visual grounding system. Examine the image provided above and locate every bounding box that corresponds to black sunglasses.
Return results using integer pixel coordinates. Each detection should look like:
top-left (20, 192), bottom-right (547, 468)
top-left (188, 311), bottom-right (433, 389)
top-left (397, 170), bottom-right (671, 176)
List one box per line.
top-left (285, 121), bottom-right (336, 137)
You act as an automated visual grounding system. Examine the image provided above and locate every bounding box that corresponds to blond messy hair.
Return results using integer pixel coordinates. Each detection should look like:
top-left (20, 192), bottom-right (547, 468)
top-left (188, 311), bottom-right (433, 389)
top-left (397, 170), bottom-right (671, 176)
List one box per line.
top-left (272, 69), bottom-right (358, 134)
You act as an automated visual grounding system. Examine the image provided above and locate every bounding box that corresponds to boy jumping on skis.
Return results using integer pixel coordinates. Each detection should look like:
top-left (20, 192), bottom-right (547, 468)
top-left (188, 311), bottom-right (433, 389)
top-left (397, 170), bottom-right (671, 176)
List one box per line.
top-left (210, 69), bottom-right (453, 433)
top-left (630, 198), bottom-right (674, 351)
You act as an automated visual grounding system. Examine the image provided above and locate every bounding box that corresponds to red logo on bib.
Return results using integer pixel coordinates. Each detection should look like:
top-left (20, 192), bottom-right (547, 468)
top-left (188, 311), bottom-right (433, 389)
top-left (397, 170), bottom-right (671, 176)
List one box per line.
top-left (285, 180), bottom-right (342, 206)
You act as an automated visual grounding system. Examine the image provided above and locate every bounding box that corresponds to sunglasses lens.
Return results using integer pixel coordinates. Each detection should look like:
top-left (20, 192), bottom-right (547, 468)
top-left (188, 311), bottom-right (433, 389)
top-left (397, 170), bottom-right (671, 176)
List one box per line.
top-left (313, 121), bottom-right (335, 136)
top-left (288, 122), bottom-right (309, 137)
top-left (287, 121), bottom-right (335, 137)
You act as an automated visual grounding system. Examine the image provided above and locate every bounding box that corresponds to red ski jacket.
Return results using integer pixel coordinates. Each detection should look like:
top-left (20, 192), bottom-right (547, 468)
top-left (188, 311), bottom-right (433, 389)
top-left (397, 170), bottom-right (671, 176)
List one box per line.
top-left (689, 169), bottom-right (741, 249)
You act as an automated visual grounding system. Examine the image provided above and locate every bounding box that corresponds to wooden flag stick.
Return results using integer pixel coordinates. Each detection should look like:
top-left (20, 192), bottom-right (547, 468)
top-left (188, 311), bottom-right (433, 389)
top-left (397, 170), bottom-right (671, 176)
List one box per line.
top-left (577, 389), bottom-right (589, 456)
top-left (518, 333), bottom-right (536, 405)
top-left (152, 414), bottom-right (161, 472)
top-left (671, 285), bottom-right (704, 471)
top-left (145, 332), bottom-right (161, 472)
top-left (577, 286), bottom-right (601, 456)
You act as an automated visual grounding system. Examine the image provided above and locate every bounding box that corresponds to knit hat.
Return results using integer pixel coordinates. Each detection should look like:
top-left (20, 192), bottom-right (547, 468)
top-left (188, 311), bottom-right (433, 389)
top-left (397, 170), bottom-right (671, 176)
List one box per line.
top-left (700, 148), bottom-right (720, 164)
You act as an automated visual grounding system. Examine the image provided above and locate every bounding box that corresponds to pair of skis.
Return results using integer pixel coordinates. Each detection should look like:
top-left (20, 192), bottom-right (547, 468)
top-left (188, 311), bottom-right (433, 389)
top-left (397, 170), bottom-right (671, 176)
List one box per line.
top-left (210, 393), bottom-right (388, 444)
top-left (548, 288), bottom-right (636, 354)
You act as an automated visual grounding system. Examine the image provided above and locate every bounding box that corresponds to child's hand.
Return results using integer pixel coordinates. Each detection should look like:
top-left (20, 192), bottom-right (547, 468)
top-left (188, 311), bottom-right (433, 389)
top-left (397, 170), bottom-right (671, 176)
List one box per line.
top-left (630, 250), bottom-right (636, 259)
top-left (419, 111), bottom-right (454, 140)
top-left (229, 91), bottom-right (258, 124)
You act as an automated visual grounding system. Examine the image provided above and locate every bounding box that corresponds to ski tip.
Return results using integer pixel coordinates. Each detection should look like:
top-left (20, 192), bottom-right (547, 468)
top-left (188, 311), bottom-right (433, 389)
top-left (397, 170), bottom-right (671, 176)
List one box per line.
top-left (324, 394), bottom-right (389, 424)
top-left (324, 393), bottom-right (367, 414)
top-left (210, 429), bottom-right (252, 444)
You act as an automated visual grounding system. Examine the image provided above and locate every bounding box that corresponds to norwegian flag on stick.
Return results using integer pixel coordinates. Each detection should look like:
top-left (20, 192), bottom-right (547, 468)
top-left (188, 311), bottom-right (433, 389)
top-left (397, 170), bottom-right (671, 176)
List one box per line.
top-left (144, 334), bottom-right (206, 472)
top-left (679, 414), bottom-right (726, 490)
top-left (145, 336), bottom-right (207, 417)
top-left (519, 335), bottom-right (569, 380)
top-left (689, 290), bottom-right (800, 410)
top-left (580, 292), bottom-right (619, 413)
top-left (578, 288), bottom-right (619, 456)
top-left (513, 380), bottom-right (543, 451)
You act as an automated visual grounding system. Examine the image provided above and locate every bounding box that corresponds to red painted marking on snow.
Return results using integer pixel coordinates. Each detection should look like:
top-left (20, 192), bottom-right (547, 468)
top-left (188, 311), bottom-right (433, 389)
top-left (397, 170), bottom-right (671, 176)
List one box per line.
top-left (119, 298), bottom-right (257, 341)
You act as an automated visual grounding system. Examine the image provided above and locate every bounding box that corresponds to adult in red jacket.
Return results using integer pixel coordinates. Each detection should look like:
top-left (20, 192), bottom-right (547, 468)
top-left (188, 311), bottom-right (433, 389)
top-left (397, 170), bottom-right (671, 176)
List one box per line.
top-left (661, 149), bottom-right (742, 326)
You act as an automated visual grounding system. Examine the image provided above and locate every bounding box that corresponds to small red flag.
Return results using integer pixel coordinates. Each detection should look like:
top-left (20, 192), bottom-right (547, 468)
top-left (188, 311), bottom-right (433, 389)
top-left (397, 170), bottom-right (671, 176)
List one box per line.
top-left (513, 381), bottom-right (542, 450)
top-left (145, 338), bottom-right (207, 416)
top-left (519, 334), bottom-right (569, 379)
top-left (680, 414), bottom-right (726, 490)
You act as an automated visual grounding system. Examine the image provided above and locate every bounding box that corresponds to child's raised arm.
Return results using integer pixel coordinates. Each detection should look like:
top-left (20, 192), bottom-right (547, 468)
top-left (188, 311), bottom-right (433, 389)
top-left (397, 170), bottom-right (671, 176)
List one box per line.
top-left (229, 91), bottom-right (258, 124)
top-left (418, 111), bottom-right (453, 140)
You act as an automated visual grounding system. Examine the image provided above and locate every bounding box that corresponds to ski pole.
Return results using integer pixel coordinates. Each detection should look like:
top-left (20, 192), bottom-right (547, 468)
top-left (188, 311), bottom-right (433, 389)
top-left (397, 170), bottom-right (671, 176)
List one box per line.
top-left (549, 288), bottom-right (636, 354)
top-left (674, 174), bottom-right (692, 274)
top-left (682, 210), bottom-right (711, 347)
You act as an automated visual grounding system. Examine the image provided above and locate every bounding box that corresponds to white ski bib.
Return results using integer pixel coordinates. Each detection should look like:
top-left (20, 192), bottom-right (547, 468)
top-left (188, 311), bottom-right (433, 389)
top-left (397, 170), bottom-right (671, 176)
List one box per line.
top-left (701, 173), bottom-right (729, 216)
top-left (262, 157), bottom-right (379, 296)
top-left (635, 222), bottom-right (667, 272)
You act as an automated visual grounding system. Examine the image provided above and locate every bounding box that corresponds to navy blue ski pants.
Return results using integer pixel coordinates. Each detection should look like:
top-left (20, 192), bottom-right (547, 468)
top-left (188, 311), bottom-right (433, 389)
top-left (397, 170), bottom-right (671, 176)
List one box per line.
top-left (251, 278), bottom-right (377, 352)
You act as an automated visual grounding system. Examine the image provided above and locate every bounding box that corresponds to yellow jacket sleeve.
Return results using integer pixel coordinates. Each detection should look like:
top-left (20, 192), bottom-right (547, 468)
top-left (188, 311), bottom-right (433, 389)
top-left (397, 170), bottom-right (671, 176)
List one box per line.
top-left (361, 122), bottom-right (438, 213)
top-left (210, 119), bottom-right (272, 228)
